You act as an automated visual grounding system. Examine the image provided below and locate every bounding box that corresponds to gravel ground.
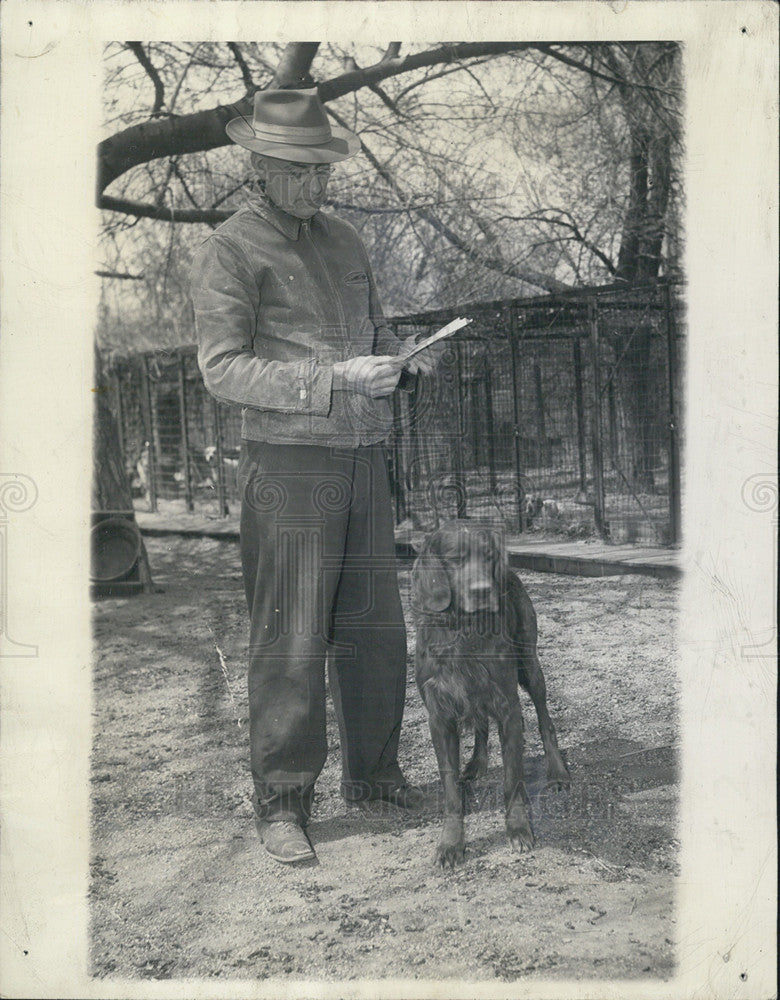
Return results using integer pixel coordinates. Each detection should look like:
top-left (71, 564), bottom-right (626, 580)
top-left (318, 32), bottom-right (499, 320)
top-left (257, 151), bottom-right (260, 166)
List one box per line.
top-left (91, 535), bottom-right (680, 983)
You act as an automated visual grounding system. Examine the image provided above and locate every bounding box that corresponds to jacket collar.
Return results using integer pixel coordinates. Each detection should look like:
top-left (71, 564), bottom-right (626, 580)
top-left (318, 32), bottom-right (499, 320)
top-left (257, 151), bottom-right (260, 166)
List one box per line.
top-left (243, 184), bottom-right (328, 241)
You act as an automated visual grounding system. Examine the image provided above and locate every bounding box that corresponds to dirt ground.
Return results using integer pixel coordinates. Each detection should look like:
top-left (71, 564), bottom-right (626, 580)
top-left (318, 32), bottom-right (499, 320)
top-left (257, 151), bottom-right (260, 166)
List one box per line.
top-left (91, 534), bottom-right (680, 984)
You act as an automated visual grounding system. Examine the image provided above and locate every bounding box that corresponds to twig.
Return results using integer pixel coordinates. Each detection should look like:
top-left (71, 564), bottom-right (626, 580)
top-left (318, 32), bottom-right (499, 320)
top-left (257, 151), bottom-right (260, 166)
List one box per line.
top-left (228, 41), bottom-right (255, 93)
top-left (95, 269), bottom-right (145, 281)
top-left (207, 626), bottom-right (242, 728)
top-left (126, 41), bottom-right (165, 116)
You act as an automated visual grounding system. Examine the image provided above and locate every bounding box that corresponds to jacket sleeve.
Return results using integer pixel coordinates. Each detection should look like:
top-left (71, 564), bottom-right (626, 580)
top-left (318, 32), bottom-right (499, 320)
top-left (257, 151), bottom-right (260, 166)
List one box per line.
top-left (363, 252), bottom-right (417, 393)
top-left (190, 235), bottom-right (333, 415)
top-left (360, 253), bottom-right (401, 357)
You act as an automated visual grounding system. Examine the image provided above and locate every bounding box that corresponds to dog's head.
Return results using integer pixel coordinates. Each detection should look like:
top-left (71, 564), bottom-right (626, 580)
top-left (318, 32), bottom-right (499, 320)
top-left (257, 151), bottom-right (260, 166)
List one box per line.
top-left (411, 520), bottom-right (507, 615)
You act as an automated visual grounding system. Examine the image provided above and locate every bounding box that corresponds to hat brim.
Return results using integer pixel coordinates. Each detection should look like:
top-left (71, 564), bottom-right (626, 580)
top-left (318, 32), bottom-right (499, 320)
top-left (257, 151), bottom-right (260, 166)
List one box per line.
top-left (226, 117), bottom-right (360, 163)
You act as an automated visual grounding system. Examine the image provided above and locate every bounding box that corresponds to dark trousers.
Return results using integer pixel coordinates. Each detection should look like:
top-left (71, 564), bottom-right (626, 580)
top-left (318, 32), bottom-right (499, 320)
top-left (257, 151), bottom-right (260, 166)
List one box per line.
top-left (238, 441), bottom-right (408, 825)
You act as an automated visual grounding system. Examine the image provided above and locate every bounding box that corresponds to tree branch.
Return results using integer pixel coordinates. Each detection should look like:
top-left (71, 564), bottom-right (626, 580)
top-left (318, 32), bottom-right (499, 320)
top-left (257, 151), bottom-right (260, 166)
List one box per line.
top-left (100, 194), bottom-right (232, 225)
top-left (270, 41), bottom-right (320, 88)
top-left (327, 199), bottom-right (417, 216)
top-left (335, 51), bottom-right (403, 116)
top-left (369, 81), bottom-right (402, 116)
top-left (126, 41), bottom-right (165, 116)
top-left (172, 162), bottom-right (203, 211)
top-left (327, 105), bottom-right (571, 293)
top-left (97, 41), bottom-right (530, 196)
top-left (318, 42), bottom-right (530, 103)
top-left (537, 42), bottom-right (679, 98)
top-left (381, 43), bottom-right (402, 62)
top-left (96, 269), bottom-right (146, 280)
top-left (532, 44), bottom-right (628, 90)
top-left (395, 59), bottom-right (492, 101)
top-left (167, 46), bottom-right (200, 115)
top-left (228, 41), bottom-right (255, 93)
top-left (494, 211), bottom-right (617, 275)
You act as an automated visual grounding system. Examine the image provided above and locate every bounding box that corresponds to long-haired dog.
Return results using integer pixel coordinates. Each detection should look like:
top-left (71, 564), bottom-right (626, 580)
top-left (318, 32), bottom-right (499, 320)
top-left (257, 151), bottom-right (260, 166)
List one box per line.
top-left (412, 520), bottom-right (570, 866)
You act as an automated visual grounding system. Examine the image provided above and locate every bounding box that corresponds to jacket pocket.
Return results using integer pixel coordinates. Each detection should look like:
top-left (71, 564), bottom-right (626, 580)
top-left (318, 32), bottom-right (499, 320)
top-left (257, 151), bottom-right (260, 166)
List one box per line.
top-left (343, 270), bottom-right (369, 285)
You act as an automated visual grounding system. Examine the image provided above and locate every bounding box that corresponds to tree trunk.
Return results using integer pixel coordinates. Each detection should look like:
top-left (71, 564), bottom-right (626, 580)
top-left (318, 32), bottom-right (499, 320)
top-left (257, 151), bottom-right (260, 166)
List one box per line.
top-left (93, 346), bottom-right (154, 589)
top-left (615, 128), bottom-right (650, 281)
top-left (271, 42), bottom-right (320, 88)
top-left (606, 44), bottom-right (675, 491)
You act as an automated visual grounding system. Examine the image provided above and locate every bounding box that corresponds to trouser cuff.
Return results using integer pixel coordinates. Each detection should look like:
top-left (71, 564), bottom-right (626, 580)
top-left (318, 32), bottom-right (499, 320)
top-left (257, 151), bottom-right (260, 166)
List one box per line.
top-left (252, 788), bottom-right (313, 827)
top-left (342, 763), bottom-right (407, 803)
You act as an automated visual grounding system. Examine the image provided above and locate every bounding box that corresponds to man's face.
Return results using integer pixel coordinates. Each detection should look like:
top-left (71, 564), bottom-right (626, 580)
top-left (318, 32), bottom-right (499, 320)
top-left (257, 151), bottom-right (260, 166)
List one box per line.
top-left (257, 156), bottom-right (332, 219)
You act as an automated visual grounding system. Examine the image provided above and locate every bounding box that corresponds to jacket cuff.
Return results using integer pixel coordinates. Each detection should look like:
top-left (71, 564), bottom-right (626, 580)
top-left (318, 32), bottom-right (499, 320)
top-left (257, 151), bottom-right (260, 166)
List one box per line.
top-left (304, 361), bottom-right (334, 415)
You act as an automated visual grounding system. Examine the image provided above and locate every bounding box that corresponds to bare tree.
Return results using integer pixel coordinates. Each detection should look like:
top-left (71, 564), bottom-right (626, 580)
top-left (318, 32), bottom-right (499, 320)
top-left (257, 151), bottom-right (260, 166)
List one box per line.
top-left (95, 40), bottom-right (683, 508)
top-left (99, 41), bottom-right (681, 309)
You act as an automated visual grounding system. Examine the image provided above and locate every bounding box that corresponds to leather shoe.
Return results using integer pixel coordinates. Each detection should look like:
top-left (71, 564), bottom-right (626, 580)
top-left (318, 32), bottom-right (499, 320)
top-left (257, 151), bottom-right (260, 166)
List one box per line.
top-left (255, 819), bottom-right (316, 864)
top-left (368, 782), bottom-right (425, 810)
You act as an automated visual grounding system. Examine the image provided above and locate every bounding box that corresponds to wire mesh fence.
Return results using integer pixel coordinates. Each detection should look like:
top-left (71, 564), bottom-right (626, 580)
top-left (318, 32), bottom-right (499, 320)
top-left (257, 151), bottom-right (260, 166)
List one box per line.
top-left (104, 281), bottom-right (684, 546)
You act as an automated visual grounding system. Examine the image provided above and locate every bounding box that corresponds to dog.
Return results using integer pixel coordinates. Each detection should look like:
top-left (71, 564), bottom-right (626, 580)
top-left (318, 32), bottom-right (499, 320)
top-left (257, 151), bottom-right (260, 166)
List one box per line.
top-left (524, 496), bottom-right (560, 527)
top-left (412, 520), bottom-right (570, 866)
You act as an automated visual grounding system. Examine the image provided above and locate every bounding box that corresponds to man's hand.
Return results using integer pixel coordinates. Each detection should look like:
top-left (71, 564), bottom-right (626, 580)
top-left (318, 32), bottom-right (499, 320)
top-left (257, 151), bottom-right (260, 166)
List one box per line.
top-left (401, 334), bottom-right (444, 376)
top-left (333, 356), bottom-right (403, 398)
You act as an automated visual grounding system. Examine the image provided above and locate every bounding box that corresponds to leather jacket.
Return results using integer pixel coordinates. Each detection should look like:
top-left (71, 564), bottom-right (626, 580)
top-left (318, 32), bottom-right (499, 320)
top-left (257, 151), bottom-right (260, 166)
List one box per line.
top-left (190, 187), bottom-right (405, 447)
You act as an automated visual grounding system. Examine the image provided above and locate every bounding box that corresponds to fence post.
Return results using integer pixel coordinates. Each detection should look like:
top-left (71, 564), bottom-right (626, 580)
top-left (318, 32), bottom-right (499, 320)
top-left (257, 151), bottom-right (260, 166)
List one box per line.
top-left (588, 299), bottom-right (608, 539)
top-left (607, 379), bottom-right (619, 458)
top-left (212, 397), bottom-right (229, 517)
top-left (572, 336), bottom-right (588, 492)
top-left (506, 302), bottom-right (526, 532)
top-left (177, 353), bottom-right (194, 513)
top-left (482, 351), bottom-right (498, 496)
top-left (664, 283), bottom-right (682, 545)
top-left (409, 359), bottom-right (439, 527)
top-left (110, 366), bottom-right (126, 464)
top-left (408, 358), bottom-right (420, 496)
top-left (453, 341), bottom-right (467, 519)
top-left (533, 360), bottom-right (550, 466)
top-left (142, 353), bottom-right (158, 513)
top-left (469, 359), bottom-right (482, 470)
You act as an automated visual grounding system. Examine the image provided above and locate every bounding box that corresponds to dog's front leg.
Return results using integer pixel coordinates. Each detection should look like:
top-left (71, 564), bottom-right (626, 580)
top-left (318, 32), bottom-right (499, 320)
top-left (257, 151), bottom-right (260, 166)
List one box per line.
top-left (461, 723), bottom-right (489, 782)
top-left (497, 703), bottom-right (535, 852)
top-left (427, 714), bottom-right (465, 867)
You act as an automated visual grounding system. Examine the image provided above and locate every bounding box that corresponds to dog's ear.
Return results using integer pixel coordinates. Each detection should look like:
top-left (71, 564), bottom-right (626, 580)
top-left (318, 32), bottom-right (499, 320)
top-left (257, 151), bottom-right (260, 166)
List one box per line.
top-left (411, 551), bottom-right (452, 613)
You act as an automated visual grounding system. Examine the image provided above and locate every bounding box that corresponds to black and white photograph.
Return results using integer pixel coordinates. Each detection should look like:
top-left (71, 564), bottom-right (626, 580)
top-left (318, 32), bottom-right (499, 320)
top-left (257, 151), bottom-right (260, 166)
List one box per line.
top-left (0, 3), bottom-right (776, 999)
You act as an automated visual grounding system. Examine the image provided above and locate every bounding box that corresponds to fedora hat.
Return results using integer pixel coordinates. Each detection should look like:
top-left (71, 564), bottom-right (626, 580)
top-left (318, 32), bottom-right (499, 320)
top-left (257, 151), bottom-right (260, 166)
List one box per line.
top-left (226, 88), bottom-right (360, 163)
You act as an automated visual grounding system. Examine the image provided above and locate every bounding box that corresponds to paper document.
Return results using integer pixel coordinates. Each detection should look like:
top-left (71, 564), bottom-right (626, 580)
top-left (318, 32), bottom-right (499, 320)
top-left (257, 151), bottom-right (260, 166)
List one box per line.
top-left (391, 317), bottom-right (472, 367)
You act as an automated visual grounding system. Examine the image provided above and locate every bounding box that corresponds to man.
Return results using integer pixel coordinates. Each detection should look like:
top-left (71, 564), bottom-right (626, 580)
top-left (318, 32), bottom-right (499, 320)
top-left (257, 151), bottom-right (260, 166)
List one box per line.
top-left (190, 88), bottom-right (439, 864)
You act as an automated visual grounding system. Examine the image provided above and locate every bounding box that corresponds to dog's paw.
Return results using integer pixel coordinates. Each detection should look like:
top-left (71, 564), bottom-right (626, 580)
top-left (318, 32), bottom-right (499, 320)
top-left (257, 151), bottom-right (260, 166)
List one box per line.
top-left (435, 841), bottom-right (466, 868)
top-left (435, 818), bottom-right (466, 868)
top-left (506, 812), bottom-right (535, 853)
